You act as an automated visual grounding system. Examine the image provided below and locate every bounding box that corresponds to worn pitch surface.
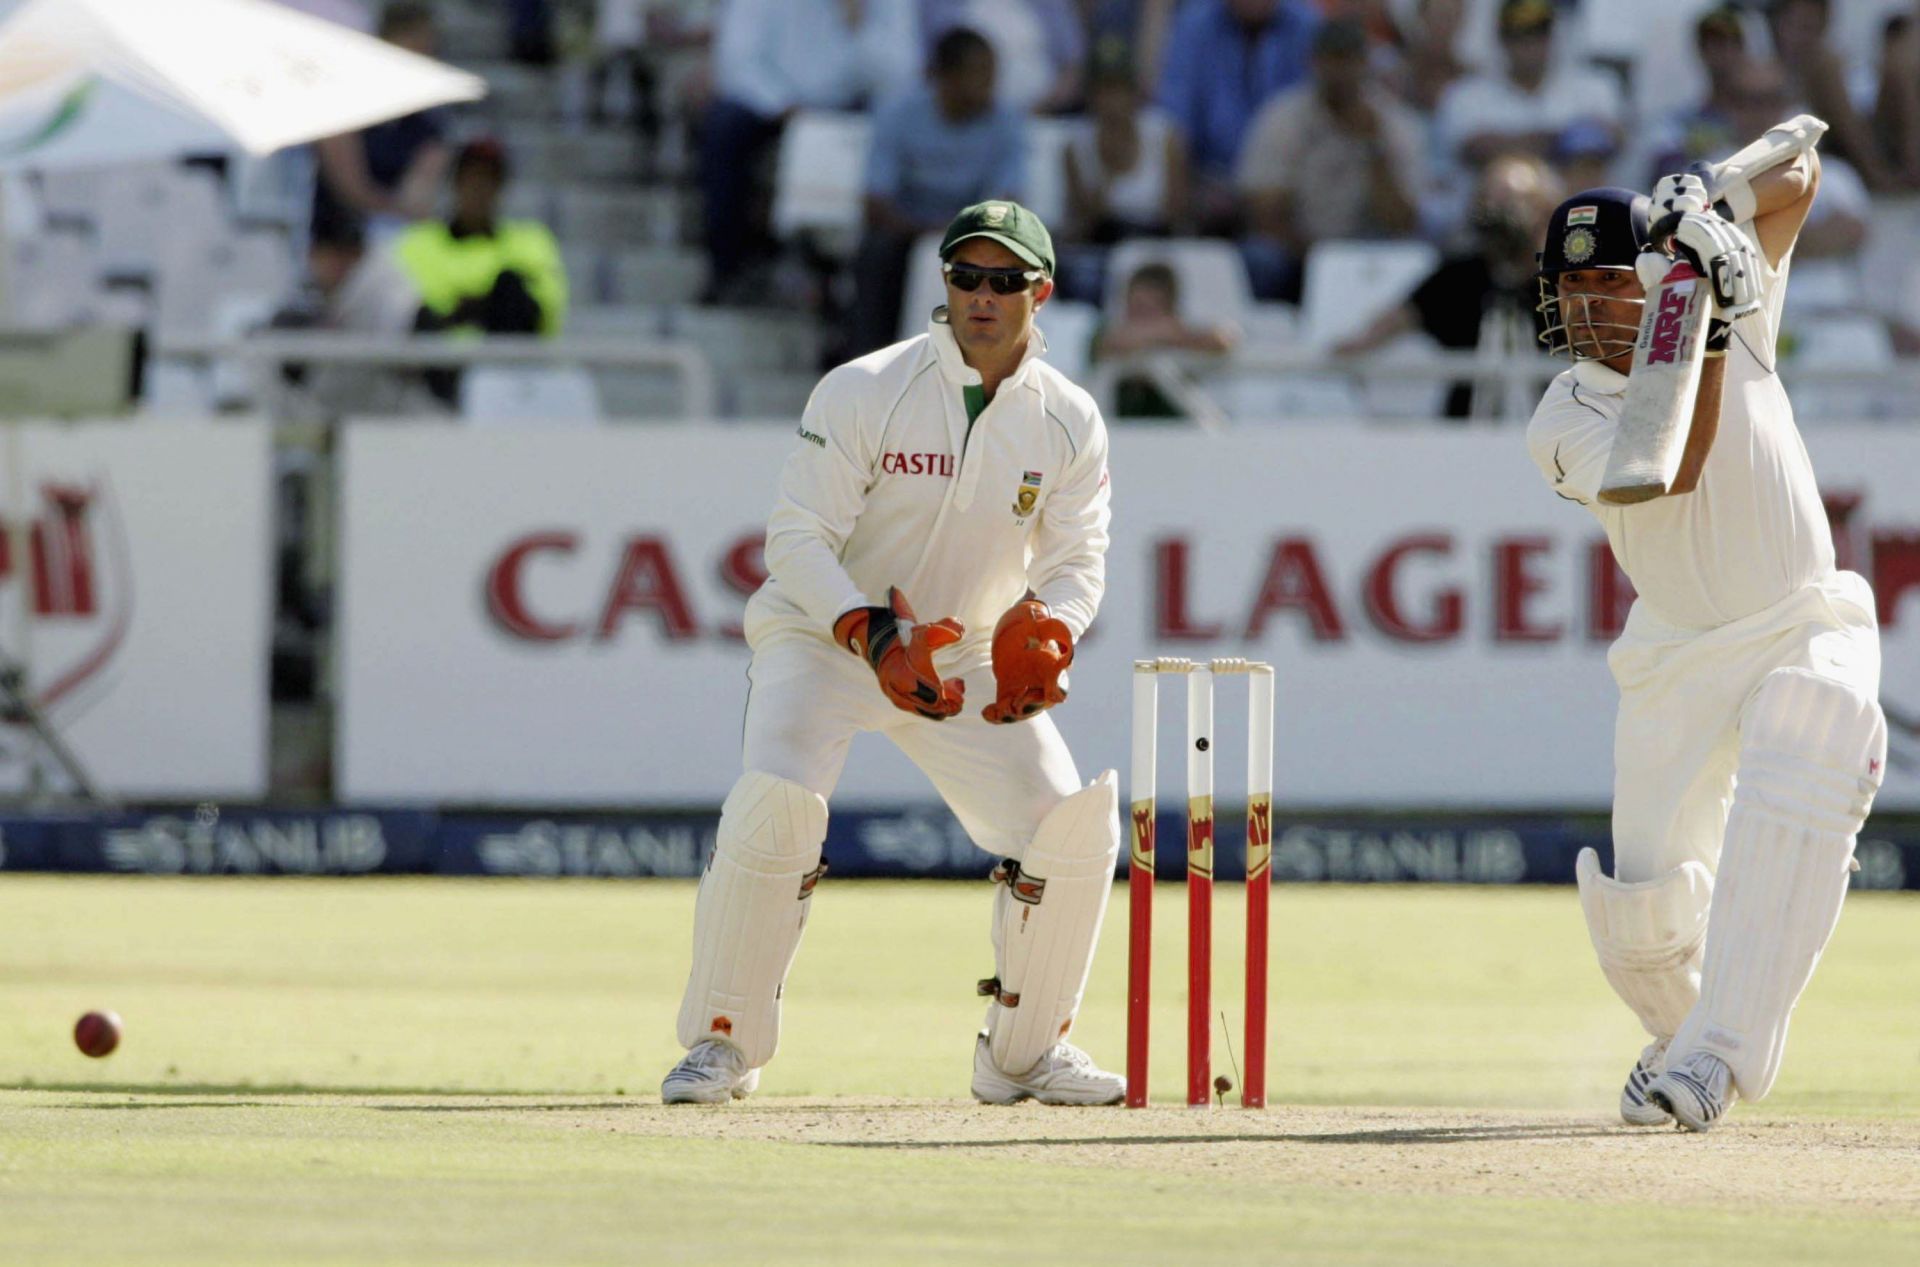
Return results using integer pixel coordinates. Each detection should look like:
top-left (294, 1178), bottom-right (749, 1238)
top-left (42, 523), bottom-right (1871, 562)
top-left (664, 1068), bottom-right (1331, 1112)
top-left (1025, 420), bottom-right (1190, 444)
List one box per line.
top-left (2, 877), bottom-right (1915, 1264)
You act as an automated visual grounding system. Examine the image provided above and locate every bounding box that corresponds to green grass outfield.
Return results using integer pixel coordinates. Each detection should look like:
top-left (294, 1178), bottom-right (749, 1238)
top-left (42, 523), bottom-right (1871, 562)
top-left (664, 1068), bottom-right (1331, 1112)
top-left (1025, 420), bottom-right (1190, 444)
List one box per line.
top-left (1, 876), bottom-right (1916, 1265)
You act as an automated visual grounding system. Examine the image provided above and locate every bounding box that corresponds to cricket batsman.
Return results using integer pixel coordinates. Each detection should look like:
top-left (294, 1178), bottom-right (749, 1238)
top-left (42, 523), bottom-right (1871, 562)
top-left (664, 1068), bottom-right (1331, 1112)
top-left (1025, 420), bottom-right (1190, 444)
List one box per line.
top-left (1526, 119), bottom-right (1886, 1130)
top-left (662, 201), bottom-right (1125, 1106)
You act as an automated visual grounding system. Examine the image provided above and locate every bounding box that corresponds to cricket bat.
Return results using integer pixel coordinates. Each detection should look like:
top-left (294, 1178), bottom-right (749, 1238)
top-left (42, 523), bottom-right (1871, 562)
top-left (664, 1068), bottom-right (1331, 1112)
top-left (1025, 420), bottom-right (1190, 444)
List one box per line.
top-left (1598, 259), bottom-right (1713, 505)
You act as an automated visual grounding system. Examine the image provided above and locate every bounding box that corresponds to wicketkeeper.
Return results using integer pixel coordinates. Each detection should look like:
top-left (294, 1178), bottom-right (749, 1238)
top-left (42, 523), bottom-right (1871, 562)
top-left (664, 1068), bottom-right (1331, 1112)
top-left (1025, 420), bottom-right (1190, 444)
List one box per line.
top-left (1526, 117), bottom-right (1886, 1130)
top-left (663, 202), bottom-right (1124, 1106)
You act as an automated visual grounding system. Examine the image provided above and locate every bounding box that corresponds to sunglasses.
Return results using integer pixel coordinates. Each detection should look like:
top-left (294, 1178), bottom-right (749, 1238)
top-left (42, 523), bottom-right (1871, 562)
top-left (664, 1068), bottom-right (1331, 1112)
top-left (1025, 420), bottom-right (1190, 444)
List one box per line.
top-left (942, 262), bottom-right (1047, 294)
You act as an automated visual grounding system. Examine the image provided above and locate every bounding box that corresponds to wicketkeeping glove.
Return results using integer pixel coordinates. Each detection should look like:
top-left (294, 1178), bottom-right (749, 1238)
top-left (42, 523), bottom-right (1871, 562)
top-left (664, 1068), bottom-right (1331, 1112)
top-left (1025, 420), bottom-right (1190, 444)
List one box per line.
top-left (981, 599), bottom-right (1073, 725)
top-left (833, 587), bottom-right (966, 721)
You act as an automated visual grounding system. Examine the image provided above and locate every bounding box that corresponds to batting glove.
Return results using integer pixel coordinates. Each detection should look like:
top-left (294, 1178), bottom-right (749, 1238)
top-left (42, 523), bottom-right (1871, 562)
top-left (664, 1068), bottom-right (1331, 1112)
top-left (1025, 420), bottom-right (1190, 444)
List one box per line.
top-left (1651, 171), bottom-right (1712, 219)
top-left (1665, 210), bottom-right (1762, 320)
top-left (1634, 248), bottom-right (1675, 293)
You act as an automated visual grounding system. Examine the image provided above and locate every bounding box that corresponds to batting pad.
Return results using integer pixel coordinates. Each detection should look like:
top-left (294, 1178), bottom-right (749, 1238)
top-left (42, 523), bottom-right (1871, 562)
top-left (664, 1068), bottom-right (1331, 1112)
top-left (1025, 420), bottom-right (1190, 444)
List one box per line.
top-left (985, 770), bottom-right (1121, 1076)
top-left (675, 771), bottom-right (829, 1068)
top-left (1576, 848), bottom-right (1712, 1040)
top-left (1671, 669), bottom-right (1886, 1100)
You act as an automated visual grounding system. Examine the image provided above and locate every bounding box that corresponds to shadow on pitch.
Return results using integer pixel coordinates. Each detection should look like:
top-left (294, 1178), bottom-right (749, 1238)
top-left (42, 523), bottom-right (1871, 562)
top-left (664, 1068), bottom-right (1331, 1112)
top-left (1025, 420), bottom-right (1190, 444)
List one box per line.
top-left (823, 1122), bottom-right (1634, 1150)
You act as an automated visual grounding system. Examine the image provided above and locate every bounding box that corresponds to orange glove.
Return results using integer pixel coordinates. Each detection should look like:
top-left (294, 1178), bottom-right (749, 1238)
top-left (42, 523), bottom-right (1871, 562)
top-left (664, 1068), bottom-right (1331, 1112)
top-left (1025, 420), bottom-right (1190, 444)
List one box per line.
top-left (981, 599), bottom-right (1073, 724)
top-left (832, 587), bottom-right (966, 720)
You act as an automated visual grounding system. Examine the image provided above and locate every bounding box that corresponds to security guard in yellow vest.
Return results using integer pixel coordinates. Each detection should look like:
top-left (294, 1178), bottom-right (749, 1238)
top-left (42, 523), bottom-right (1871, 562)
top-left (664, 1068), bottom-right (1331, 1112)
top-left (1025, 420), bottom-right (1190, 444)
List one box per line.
top-left (393, 137), bottom-right (568, 336)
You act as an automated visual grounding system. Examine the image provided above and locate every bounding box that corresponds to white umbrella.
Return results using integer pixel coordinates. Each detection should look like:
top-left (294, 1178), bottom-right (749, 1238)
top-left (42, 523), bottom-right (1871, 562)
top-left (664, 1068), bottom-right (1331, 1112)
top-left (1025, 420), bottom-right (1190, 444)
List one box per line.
top-left (0, 0), bottom-right (485, 170)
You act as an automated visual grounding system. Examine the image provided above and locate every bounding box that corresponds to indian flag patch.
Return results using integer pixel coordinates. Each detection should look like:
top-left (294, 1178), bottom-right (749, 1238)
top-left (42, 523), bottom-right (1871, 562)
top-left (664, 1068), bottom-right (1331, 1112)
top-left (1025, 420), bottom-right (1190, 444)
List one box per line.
top-left (1566, 206), bottom-right (1598, 226)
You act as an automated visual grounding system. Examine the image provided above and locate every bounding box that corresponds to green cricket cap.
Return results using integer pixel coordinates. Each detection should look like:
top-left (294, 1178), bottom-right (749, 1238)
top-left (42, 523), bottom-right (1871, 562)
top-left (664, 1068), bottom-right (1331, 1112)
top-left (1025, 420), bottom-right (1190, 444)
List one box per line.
top-left (938, 201), bottom-right (1055, 276)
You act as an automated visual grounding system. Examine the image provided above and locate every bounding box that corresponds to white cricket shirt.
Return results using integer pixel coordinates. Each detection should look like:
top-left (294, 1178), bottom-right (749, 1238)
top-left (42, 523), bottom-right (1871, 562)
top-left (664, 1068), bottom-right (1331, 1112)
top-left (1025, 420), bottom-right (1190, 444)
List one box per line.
top-left (1526, 229), bottom-right (1834, 633)
top-left (744, 315), bottom-right (1112, 656)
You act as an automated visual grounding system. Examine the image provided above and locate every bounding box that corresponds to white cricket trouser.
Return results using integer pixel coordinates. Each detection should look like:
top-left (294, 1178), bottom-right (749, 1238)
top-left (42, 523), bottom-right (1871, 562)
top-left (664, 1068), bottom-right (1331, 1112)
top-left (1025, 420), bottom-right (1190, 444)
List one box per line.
top-left (1606, 570), bottom-right (1881, 883)
top-left (742, 631), bottom-right (1082, 858)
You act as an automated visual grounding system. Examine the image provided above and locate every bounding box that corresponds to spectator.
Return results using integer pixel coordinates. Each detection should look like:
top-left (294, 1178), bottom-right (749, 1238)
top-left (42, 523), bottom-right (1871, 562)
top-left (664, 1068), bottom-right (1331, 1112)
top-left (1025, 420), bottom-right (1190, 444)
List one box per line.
top-left (1082, 0), bottom-right (1166, 78)
top-left (1116, 0), bottom-right (1182, 95)
top-left (1644, 6), bottom-right (1751, 185)
top-left (1065, 57), bottom-right (1186, 243)
top-left (584, 3), bottom-right (712, 157)
top-left (1769, 0), bottom-right (1898, 190)
top-left (1332, 153), bottom-right (1560, 419)
top-left (1095, 260), bottom-right (1238, 418)
top-left (1236, 18), bottom-right (1422, 302)
top-left (1551, 119), bottom-right (1620, 194)
top-left (1719, 57), bottom-right (1869, 318)
top-left (1387, 0), bottom-right (1470, 114)
top-left (287, 221), bottom-right (419, 336)
top-left (1874, 10), bottom-right (1920, 187)
top-left (508, 0), bottom-right (557, 66)
top-left (270, 219), bottom-right (431, 417)
top-left (392, 139), bottom-right (569, 338)
top-left (701, 0), bottom-right (921, 303)
top-left (1156, 0), bottom-right (1323, 234)
top-left (1436, 0), bottom-right (1622, 171)
top-left (924, 0), bottom-right (1087, 112)
top-left (848, 27), bottom-right (1027, 354)
top-left (310, 2), bottom-right (452, 246)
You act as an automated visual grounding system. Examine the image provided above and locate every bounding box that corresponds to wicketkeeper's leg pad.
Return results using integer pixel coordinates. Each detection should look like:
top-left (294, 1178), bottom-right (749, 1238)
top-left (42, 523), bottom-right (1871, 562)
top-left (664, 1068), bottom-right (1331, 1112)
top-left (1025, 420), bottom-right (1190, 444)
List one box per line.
top-left (1671, 668), bottom-right (1886, 1101)
top-left (982, 770), bottom-right (1120, 1076)
top-left (675, 771), bottom-right (829, 1068)
top-left (1577, 847), bottom-right (1713, 1040)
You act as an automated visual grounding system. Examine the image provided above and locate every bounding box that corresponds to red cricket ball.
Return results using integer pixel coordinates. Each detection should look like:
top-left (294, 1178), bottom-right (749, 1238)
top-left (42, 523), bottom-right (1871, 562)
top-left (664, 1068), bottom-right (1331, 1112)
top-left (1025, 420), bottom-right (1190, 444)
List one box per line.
top-left (74, 1010), bottom-right (122, 1058)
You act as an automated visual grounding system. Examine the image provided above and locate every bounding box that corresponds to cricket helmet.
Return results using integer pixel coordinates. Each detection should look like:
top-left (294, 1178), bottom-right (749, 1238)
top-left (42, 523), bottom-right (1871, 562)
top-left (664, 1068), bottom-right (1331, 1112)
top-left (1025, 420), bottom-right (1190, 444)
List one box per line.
top-left (1536, 187), bottom-right (1652, 360)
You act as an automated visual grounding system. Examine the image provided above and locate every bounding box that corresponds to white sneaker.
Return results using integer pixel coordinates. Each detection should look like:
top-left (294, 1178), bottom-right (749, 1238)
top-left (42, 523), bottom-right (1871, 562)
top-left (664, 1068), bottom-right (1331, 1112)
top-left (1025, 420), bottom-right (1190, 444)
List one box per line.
top-left (1620, 1039), bottom-right (1673, 1127)
top-left (1646, 1050), bottom-right (1736, 1132)
top-left (971, 1032), bottom-right (1126, 1106)
top-left (660, 1039), bottom-right (760, 1104)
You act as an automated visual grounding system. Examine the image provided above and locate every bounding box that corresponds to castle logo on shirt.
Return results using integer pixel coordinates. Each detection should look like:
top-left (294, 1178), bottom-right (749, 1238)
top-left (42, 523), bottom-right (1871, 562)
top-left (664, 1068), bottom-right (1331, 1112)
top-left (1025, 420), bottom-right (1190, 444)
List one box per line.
top-left (880, 451), bottom-right (956, 477)
top-left (1011, 470), bottom-right (1043, 520)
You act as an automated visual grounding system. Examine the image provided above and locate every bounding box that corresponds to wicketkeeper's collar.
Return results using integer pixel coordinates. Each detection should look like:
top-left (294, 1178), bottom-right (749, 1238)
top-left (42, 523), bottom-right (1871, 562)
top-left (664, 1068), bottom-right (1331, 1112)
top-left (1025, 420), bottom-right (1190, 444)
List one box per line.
top-left (928, 312), bottom-right (1049, 389)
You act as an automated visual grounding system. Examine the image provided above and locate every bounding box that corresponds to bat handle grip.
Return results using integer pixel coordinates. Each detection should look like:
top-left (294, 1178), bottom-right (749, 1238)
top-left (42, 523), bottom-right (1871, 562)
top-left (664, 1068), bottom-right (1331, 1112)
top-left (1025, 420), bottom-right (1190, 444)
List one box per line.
top-left (1648, 210), bottom-right (1684, 250)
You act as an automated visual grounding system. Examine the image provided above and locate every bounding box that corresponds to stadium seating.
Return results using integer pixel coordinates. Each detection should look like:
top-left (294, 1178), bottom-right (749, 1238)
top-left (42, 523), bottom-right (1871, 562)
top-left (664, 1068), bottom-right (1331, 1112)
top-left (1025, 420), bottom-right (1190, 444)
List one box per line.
top-left (771, 110), bottom-right (872, 254)
top-left (897, 231), bottom-right (948, 342)
top-left (1023, 117), bottom-right (1078, 230)
top-left (1037, 299), bottom-right (1098, 383)
top-left (1299, 239), bottom-right (1440, 351)
top-left (5, 225), bottom-right (101, 328)
top-left (1102, 238), bottom-right (1254, 330)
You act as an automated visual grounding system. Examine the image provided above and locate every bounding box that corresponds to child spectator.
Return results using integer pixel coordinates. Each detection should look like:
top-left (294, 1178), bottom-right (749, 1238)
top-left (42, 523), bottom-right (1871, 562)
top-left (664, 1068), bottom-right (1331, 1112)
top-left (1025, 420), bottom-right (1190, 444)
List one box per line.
top-left (1096, 261), bottom-right (1238, 418)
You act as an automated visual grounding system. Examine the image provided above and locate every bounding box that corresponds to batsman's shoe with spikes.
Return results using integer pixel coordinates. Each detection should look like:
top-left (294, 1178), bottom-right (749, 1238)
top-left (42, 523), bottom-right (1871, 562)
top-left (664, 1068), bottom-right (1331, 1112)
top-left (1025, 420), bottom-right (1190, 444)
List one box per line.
top-left (971, 1032), bottom-right (1125, 1106)
top-left (661, 1038), bottom-right (760, 1104)
top-left (1647, 1050), bottom-right (1736, 1132)
top-left (1620, 1040), bottom-right (1674, 1127)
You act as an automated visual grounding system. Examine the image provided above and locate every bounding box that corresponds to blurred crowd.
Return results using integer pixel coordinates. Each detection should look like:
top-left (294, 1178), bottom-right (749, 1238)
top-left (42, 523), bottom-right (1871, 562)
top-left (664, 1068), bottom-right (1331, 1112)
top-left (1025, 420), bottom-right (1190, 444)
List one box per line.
top-left (552, 0), bottom-right (1920, 366)
top-left (16, 0), bottom-right (1920, 425)
top-left (469, 0), bottom-right (1920, 411)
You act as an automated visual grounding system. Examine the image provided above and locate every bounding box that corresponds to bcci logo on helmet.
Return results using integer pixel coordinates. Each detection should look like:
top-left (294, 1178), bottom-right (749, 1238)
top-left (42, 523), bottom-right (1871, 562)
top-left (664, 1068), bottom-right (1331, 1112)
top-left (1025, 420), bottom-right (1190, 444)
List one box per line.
top-left (1561, 227), bottom-right (1597, 264)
